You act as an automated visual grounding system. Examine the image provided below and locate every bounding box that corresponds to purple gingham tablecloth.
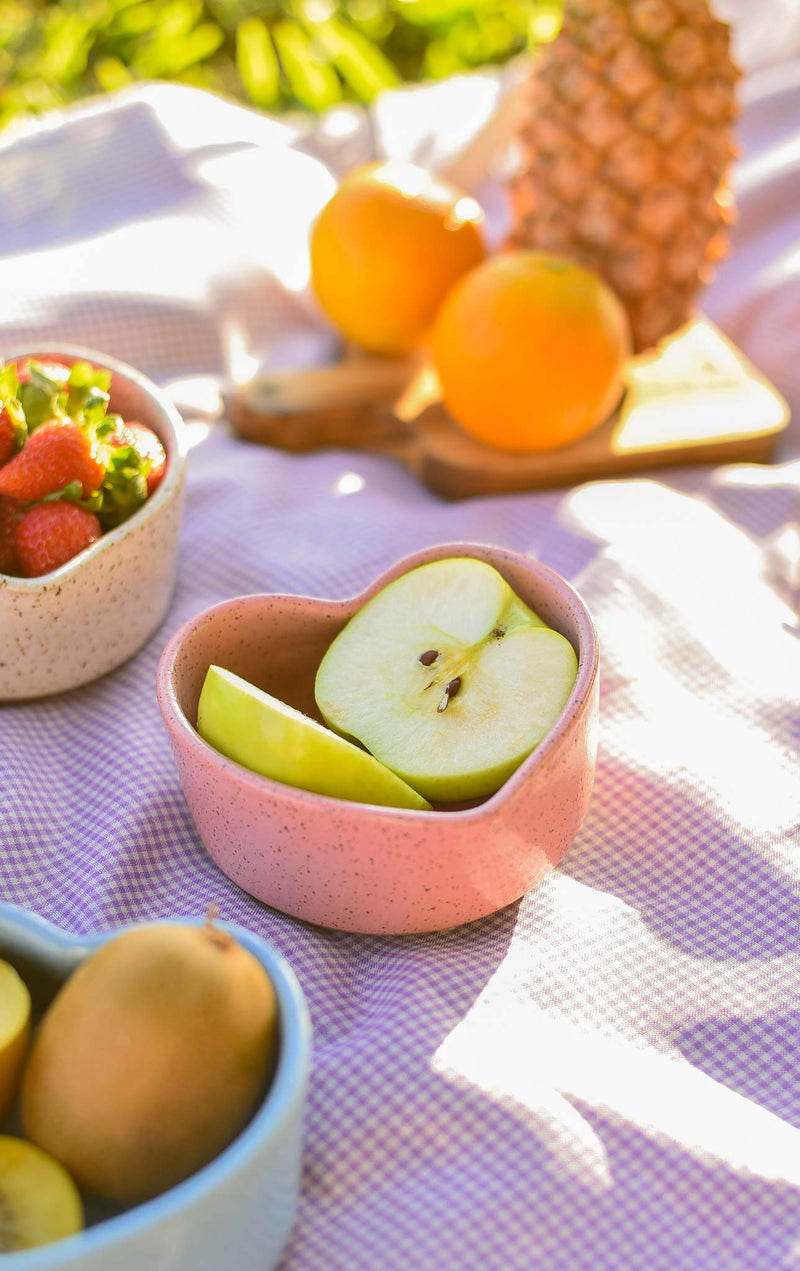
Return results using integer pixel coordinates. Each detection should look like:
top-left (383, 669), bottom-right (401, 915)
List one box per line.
top-left (1, 30), bottom-right (800, 1271)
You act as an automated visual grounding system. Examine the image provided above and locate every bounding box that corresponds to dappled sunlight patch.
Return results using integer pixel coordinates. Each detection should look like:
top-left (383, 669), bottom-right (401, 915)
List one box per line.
top-left (555, 480), bottom-right (798, 837)
top-left (433, 873), bottom-right (800, 1193)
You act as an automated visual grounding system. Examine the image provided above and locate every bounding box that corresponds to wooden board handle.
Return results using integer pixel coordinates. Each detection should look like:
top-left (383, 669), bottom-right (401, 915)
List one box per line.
top-left (233, 353), bottom-right (417, 417)
top-left (227, 353), bottom-right (422, 454)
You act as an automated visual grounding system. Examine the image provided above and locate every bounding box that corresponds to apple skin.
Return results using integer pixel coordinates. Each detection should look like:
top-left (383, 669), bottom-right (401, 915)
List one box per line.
top-left (315, 558), bottom-right (578, 804)
top-left (197, 665), bottom-right (431, 811)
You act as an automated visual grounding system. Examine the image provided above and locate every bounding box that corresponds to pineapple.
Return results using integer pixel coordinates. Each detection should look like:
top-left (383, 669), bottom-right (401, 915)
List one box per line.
top-left (507, 0), bottom-right (740, 351)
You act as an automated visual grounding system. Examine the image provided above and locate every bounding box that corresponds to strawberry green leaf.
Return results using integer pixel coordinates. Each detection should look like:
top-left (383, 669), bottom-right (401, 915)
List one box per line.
top-left (68, 361), bottom-right (112, 394)
top-left (107, 445), bottom-right (139, 470)
top-left (0, 363), bottom-right (18, 401)
top-left (63, 362), bottom-right (114, 426)
top-left (0, 362), bottom-right (26, 446)
top-left (79, 385), bottom-right (111, 425)
top-left (41, 480), bottom-right (84, 504)
top-left (91, 437), bottom-right (151, 529)
top-left (17, 380), bottom-right (59, 428)
top-left (6, 402), bottom-right (27, 447)
top-left (94, 416), bottom-right (121, 439)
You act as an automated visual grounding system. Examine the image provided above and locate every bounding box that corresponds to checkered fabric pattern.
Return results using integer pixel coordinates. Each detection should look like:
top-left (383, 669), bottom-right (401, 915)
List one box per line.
top-left (1, 43), bottom-right (800, 1271)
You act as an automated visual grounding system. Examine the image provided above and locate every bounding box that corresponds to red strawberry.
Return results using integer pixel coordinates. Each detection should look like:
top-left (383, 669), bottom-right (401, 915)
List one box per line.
top-left (0, 420), bottom-right (104, 502)
top-left (15, 503), bottom-right (101, 577)
top-left (108, 421), bottom-right (167, 494)
top-left (0, 497), bottom-right (22, 574)
top-left (0, 407), bottom-right (17, 467)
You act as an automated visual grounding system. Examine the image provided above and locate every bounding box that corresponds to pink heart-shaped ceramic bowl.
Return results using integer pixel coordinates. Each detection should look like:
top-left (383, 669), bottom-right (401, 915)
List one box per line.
top-left (156, 543), bottom-right (599, 935)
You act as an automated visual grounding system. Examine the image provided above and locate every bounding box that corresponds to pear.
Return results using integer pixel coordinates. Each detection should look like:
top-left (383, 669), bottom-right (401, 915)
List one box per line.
top-left (198, 665), bottom-right (430, 811)
top-left (315, 557), bottom-right (578, 803)
top-left (0, 1137), bottom-right (83, 1252)
top-left (21, 921), bottom-right (279, 1204)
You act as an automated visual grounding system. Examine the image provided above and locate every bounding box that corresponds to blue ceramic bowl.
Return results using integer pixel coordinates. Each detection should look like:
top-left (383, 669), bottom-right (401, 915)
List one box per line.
top-left (0, 903), bottom-right (311, 1271)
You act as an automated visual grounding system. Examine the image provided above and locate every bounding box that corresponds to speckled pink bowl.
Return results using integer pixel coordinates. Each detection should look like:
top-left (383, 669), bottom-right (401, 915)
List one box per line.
top-left (0, 345), bottom-right (187, 700)
top-left (156, 543), bottom-right (599, 935)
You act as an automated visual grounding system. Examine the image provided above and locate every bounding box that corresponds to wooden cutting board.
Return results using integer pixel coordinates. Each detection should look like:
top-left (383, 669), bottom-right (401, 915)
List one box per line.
top-left (227, 317), bottom-right (789, 499)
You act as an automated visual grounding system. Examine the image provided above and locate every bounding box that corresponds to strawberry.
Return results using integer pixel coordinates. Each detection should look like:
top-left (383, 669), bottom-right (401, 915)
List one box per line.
top-left (0, 497), bottom-right (22, 575)
top-left (0, 407), bottom-right (17, 467)
top-left (0, 420), bottom-right (104, 502)
top-left (15, 503), bottom-right (101, 577)
top-left (107, 421), bottom-right (167, 494)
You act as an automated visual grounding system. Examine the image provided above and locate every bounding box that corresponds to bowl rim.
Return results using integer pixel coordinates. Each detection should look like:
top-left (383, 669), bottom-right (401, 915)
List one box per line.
top-left (0, 901), bottom-right (311, 1268)
top-left (0, 344), bottom-right (189, 592)
top-left (156, 540), bottom-right (599, 822)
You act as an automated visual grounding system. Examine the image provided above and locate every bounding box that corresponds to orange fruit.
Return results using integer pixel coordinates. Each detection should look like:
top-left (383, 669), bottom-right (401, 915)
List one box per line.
top-left (310, 161), bottom-right (485, 356)
top-left (431, 250), bottom-right (632, 452)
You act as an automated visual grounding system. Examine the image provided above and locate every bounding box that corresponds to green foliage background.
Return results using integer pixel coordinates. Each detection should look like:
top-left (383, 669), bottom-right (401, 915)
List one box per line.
top-left (0, 0), bottom-right (561, 128)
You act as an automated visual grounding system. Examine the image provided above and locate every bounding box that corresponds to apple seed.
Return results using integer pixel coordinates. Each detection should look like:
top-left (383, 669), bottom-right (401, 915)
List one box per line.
top-left (418, 649), bottom-right (440, 666)
top-left (436, 676), bottom-right (462, 713)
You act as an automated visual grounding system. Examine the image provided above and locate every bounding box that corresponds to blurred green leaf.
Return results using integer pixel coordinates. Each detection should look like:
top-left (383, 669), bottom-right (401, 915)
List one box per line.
top-left (94, 54), bottom-right (133, 89)
top-left (112, 2), bottom-right (158, 37)
top-left (0, 3), bottom-right (33, 51)
top-left (169, 22), bottom-right (225, 69)
top-left (158, 0), bottom-right (203, 39)
top-left (309, 16), bottom-right (399, 100)
top-left (273, 18), bottom-right (341, 111)
top-left (0, 0), bottom-right (560, 129)
top-left (345, 0), bottom-right (394, 41)
top-left (236, 16), bottom-right (280, 107)
top-left (134, 16), bottom-right (223, 75)
top-left (393, 0), bottom-right (473, 26)
top-left (36, 10), bottom-right (93, 82)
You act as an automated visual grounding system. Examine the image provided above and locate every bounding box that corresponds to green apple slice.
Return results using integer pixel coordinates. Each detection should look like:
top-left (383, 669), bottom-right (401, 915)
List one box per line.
top-left (197, 665), bottom-right (431, 811)
top-left (315, 558), bottom-right (577, 803)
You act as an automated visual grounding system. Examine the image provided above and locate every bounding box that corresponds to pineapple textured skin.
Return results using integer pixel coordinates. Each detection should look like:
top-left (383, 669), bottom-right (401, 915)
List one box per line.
top-left (507, 0), bottom-right (740, 351)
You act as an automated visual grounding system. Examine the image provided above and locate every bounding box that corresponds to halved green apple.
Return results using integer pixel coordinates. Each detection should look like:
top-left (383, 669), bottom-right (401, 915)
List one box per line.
top-left (315, 558), bottom-right (577, 803)
top-left (197, 665), bottom-right (431, 810)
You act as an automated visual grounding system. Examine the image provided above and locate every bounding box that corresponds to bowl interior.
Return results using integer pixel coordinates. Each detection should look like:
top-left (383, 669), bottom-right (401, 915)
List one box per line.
top-left (170, 594), bottom-right (350, 733)
top-left (165, 542), bottom-right (595, 806)
top-left (0, 942), bottom-right (75, 1027)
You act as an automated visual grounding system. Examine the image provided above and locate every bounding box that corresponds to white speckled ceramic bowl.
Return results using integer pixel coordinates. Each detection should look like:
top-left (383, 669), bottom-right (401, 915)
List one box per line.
top-left (157, 542), bottom-right (600, 935)
top-left (0, 346), bottom-right (188, 700)
top-left (0, 902), bottom-right (310, 1271)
